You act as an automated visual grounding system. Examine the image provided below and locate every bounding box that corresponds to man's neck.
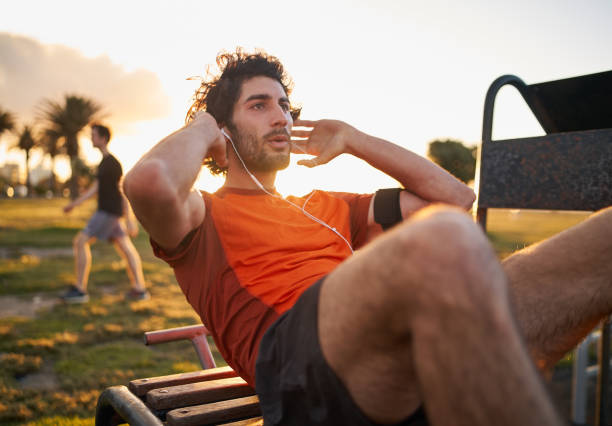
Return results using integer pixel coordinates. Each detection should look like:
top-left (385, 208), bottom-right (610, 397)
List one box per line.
top-left (99, 146), bottom-right (110, 157)
top-left (224, 167), bottom-right (277, 191)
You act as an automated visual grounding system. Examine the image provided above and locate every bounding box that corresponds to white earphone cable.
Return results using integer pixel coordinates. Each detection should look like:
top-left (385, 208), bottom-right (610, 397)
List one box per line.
top-left (220, 128), bottom-right (354, 253)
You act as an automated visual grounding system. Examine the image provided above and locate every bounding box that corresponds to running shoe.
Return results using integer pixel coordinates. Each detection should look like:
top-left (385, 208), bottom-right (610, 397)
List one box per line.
top-left (61, 285), bottom-right (89, 303)
top-left (126, 288), bottom-right (151, 301)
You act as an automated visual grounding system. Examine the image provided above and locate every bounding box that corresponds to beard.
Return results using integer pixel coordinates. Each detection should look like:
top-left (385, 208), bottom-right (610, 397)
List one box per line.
top-left (230, 125), bottom-right (291, 173)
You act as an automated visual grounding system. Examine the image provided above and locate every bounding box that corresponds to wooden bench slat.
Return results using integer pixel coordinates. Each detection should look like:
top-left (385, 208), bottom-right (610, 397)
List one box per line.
top-left (166, 395), bottom-right (261, 426)
top-left (129, 366), bottom-right (236, 396)
top-left (221, 417), bottom-right (263, 426)
top-left (146, 377), bottom-right (255, 410)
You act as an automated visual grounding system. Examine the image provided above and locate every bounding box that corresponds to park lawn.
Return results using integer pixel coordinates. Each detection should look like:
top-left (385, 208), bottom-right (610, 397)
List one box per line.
top-left (0, 198), bottom-right (225, 425)
top-left (0, 198), bottom-right (594, 424)
top-left (485, 208), bottom-right (591, 258)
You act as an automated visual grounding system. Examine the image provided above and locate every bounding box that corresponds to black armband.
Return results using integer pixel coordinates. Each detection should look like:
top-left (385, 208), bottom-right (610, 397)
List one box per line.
top-left (374, 188), bottom-right (403, 230)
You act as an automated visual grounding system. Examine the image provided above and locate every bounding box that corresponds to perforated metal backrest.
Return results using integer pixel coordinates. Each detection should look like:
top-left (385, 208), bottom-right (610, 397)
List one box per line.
top-left (477, 129), bottom-right (612, 212)
top-left (474, 71), bottom-right (612, 426)
top-left (474, 72), bottom-right (612, 227)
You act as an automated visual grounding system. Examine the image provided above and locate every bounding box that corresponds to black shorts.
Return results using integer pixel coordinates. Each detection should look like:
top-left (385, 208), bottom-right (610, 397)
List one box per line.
top-left (255, 278), bottom-right (428, 426)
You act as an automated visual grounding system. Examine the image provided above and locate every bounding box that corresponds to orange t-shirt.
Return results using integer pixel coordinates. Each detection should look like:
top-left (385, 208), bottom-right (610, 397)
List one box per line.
top-left (152, 187), bottom-right (372, 385)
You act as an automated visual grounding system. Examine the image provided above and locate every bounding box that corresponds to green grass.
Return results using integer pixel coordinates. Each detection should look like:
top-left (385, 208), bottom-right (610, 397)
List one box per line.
top-left (24, 417), bottom-right (93, 426)
top-left (0, 199), bottom-right (596, 423)
top-left (0, 198), bottom-right (219, 424)
top-left (484, 208), bottom-right (591, 259)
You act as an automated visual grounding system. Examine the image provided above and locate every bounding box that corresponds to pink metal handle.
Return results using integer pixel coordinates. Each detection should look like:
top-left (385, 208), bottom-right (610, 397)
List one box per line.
top-left (144, 325), bottom-right (216, 370)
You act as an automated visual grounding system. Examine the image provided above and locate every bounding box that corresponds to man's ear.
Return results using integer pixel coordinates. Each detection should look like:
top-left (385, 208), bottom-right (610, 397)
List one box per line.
top-left (220, 125), bottom-right (233, 142)
top-left (218, 121), bottom-right (227, 134)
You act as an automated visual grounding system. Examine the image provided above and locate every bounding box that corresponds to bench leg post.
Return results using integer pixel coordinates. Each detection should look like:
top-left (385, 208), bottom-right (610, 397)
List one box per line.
top-left (572, 336), bottom-right (590, 425)
top-left (95, 385), bottom-right (164, 426)
top-left (596, 316), bottom-right (612, 426)
top-left (192, 333), bottom-right (217, 369)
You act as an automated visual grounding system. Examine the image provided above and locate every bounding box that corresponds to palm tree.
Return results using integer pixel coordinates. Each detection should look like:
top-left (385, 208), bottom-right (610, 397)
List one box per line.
top-left (0, 108), bottom-right (17, 195)
top-left (0, 107), bottom-right (15, 138)
top-left (40, 95), bottom-right (102, 198)
top-left (16, 124), bottom-right (37, 196)
top-left (41, 128), bottom-right (62, 194)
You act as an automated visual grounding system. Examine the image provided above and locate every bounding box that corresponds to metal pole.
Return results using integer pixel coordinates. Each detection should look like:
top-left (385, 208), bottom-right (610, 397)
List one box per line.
top-left (573, 337), bottom-right (590, 425)
top-left (95, 386), bottom-right (164, 426)
top-left (192, 333), bottom-right (217, 370)
top-left (596, 316), bottom-right (611, 426)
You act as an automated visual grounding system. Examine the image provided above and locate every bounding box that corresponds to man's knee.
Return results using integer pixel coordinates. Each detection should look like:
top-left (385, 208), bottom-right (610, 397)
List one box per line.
top-left (73, 232), bottom-right (90, 248)
top-left (588, 206), bottom-right (612, 230)
top-left (380, 205), bottom-right (508, 323)
top-left (114, 235), bottom-right (131, 252)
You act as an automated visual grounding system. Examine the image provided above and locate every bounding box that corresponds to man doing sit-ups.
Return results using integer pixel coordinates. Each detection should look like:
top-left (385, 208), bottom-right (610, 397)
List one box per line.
top-left (124, 49), bottom-right (612, 425)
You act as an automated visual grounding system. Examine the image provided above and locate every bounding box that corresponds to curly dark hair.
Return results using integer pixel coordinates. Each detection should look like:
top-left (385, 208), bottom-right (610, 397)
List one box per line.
top-left (186, 48), bottom-right (301, 175)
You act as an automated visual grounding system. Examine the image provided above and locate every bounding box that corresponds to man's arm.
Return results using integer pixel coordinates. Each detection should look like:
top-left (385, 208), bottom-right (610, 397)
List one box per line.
top-left (291, 119), bottom-right (476, 223)
top-left (123, 112), bottom-right (227, 250)
top-left (63, 181), bottom-right (99, 213)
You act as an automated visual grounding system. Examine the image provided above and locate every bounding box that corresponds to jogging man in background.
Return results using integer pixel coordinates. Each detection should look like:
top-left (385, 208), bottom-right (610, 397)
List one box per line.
top-left (63, 124), bottom-right (149, 303)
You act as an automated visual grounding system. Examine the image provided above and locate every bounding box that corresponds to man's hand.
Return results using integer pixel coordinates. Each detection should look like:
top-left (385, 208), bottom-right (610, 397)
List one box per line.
top-left (291, 119), bottom-right (358, 167)
top-left (62, 182), bottom-right (98, 215)
top-left (191, 111), bottom-right (228, 168)
top-left (291, 119), bottom-right (476, 213)
top-left (124, 110), bottom-right (227, 251)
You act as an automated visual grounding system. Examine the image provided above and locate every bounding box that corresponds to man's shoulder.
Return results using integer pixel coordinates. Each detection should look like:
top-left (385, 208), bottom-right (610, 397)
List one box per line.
top-left (108, 153), bottom-right (121, 165)
top-left (100, 153), bottom-right (120, 166)
top-left (309, 189), bottom-right (372, 202)
top-left (103, 154), bottom-right (122, 171)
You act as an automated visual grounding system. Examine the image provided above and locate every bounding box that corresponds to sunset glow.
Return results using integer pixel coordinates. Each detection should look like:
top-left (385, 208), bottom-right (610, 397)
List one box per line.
top-left (1, 0), bottom-right (611, 195)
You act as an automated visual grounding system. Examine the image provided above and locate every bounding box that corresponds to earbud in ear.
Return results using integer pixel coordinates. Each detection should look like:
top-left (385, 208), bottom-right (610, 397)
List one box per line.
top-left (221, 128), bottom-right (232, 142)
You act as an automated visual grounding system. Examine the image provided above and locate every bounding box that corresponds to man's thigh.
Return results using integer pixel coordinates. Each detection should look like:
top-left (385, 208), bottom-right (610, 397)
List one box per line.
top-left (74, 230), bottom-right (96, 246)
top-left (318, 234), bottom-right (424, 424)
top-left (317, 205), bottom-right (504, 424)
top-left (113, 234), bottom-right (133, 254)
top-left (255, 279), bottom-right (405, 425)
top-left (502, 206), bottom-right (612, 369)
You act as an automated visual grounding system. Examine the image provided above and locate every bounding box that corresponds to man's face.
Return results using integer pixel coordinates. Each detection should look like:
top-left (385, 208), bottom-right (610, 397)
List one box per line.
top-left (228, 76), bottom-right (293, 173)
top-left (91, 128), bottom-right (106, 150)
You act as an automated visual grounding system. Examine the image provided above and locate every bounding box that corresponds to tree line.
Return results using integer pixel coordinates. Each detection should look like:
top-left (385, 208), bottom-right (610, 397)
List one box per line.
top-left (0, 95), bottom-right (102, 198)
top-left (426, 139), bottom-right (477, 184)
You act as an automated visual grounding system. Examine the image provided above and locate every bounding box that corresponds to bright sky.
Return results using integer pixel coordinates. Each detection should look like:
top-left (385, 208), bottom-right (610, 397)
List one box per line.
top-left (1, 0), bottom-right (611, 195)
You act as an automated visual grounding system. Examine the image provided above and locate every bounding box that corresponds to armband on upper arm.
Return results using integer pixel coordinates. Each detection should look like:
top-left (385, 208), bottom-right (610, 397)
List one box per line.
top-left (373, 188), bottom-right (403, 230)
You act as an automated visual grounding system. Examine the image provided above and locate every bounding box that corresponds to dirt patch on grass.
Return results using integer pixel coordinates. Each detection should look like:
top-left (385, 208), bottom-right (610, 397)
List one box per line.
top-left (0, 247), bottom-right (73, 259)
top-left (0, 294), bottom-right (60, 318)
top-left (16, 359), bottom-right (60, 391)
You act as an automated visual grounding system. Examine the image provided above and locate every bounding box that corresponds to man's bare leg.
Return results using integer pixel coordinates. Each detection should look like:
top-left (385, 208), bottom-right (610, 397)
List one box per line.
top-left (113, 235), bottom-right (146, 291)
top-left (73, 231), bottom-right (95, 291)
top-left (319, 206), bottom-right (562, 425)
top-left (504, 207), bottom-right (612, 371)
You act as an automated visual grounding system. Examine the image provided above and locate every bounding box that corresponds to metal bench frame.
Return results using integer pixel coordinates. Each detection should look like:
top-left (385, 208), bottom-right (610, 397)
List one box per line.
top-left (95, 325), bottom-right (261, 426)
top-left (475, 71), bottom-right (612, 425)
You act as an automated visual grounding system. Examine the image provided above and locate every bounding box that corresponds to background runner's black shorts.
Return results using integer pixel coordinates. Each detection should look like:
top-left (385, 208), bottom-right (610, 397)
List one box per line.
top-left (255, 278), bottom-right (428, 426)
